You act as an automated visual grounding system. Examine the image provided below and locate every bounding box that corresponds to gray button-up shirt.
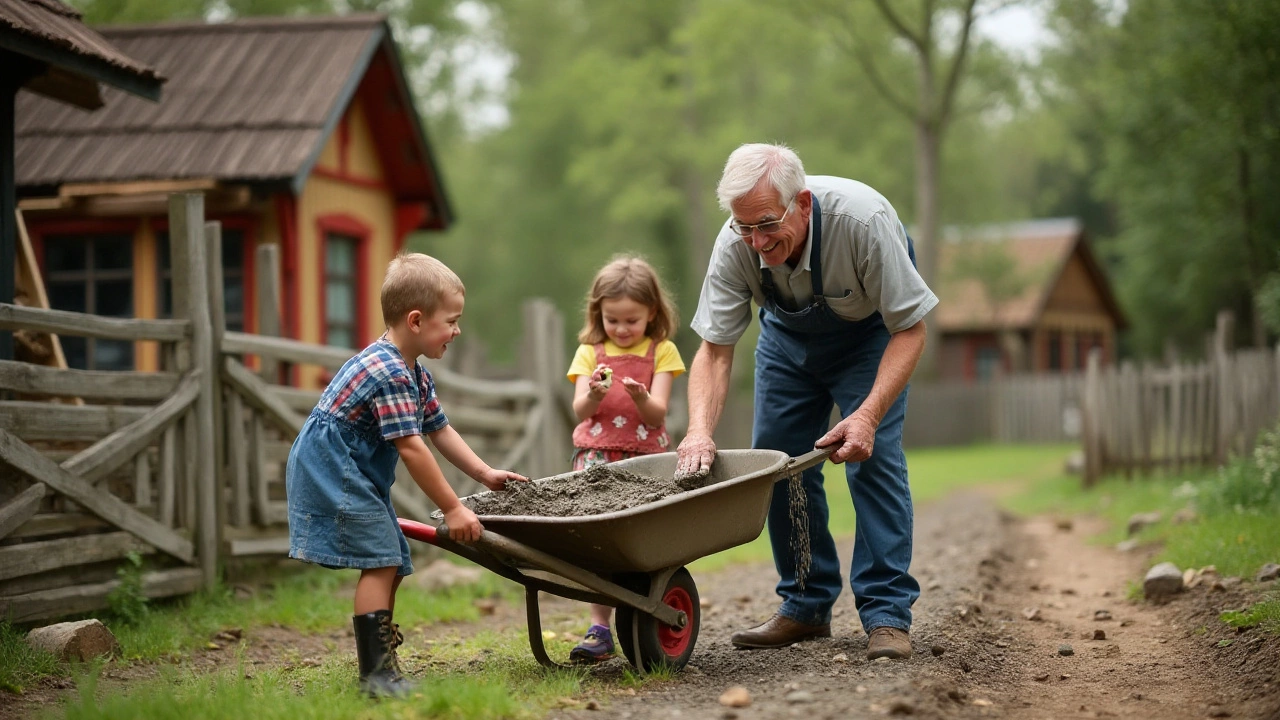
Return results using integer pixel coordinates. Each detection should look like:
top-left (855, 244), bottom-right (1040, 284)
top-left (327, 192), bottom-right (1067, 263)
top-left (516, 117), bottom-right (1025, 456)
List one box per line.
top-left (691, 175), bottom-right (938, 346)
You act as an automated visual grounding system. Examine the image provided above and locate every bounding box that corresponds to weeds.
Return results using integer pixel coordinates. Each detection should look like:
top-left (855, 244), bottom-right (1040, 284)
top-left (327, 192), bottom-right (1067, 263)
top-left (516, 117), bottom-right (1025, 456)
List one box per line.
top-left (1220, 596), bottom-right (1280, 635)
top-left (0, 622), bottom-right (64, 694)
top-left (105, 552), bottom-right (148, 627)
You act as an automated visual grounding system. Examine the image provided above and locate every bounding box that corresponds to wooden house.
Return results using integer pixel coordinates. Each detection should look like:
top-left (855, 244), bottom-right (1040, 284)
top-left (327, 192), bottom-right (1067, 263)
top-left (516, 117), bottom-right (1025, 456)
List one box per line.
top-left (934, 218), bottom-right (1127, 382)
top-left (14, 13), bottom-right (452, 387)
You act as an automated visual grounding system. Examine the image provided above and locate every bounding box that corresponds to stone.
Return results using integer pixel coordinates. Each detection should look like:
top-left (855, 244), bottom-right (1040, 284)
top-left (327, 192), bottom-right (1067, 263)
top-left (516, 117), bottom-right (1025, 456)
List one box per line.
top-left (1171, 507), bottom-right (1198, 524)
top-left (1094, 609), bottom-right (1113, 621)
top-left (718, 687), bottom-right (751, 708)
top-left (1256, 563), bottom-right (1280, 583)
top-left (1143, 562), bottom-right (1184, 601)
top-left (1034, 672), bottom-right (1050, 682)
top-left (25, 620), bottom-right (119, 662)
top-left (1126, 511), bottom-right (1163, 537)
top-left (784, 690), bottom-right (814, 704)
top-left (1058, 644), bottom-right (1075, 656)
top-left (887, 698), bottom-right (916, 715)
top-left (1093, 629), bottom-right (1107, 641)
top-left (931, 644), bottom-right (946, 657)
top-left (1116, 539), bottom-right (1140, 552)
top-left (1184, 568), bottom-right (1200, 588)
top-left (1022, 607), bottom-right (1043, 621)
top-left (1210, 577), bottom-right (1242, 592)
top-left (1056, 516), bottom-right (1074, 531)
top-left (585, 700), bottom-right (601, 711)
top-left (832, 653), bottom-right (848, 663)
top-left (413, 559), bottom-right (484, 592)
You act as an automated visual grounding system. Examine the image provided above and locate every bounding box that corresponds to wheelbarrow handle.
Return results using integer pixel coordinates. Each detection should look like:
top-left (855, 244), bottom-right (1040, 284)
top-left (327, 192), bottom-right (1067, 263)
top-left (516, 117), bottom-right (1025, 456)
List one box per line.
top-left (399, 518), bottom-right (440, 545)
top-left (787, 445), bottom-right (835, 475)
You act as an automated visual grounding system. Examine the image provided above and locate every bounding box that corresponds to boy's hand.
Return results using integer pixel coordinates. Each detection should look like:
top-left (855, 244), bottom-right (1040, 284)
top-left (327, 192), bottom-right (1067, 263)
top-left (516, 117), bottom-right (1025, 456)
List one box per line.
top-left (620, 376), bottom-right (649, 403)
top-left (442, 505), bottom-right (482, 542)
top-left (477, 467), bottom-right (528, 491)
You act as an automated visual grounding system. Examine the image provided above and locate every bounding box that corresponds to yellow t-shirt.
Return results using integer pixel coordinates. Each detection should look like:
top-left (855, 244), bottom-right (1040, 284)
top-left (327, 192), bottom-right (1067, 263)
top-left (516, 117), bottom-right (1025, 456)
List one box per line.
top-left (566, 338), bottom-right (685, 383)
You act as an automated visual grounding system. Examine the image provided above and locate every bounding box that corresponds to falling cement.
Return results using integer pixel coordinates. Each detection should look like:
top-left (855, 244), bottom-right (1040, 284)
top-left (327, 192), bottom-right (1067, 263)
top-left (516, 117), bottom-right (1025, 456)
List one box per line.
top-left (463, 463), bottom-right (706, 518)
top-left (787, 471), bottom-right (812, 590)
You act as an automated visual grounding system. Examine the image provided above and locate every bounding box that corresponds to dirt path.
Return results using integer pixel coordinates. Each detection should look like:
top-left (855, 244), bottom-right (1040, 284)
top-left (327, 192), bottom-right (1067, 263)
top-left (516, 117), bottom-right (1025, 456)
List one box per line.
top-left (550, 492), bottom-right (1280, 720)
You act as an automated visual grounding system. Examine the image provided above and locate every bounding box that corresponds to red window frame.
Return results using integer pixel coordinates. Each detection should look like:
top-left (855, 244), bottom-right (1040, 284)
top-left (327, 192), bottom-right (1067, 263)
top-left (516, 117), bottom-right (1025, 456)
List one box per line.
top-left (316, 214), bottom-right (372, 350)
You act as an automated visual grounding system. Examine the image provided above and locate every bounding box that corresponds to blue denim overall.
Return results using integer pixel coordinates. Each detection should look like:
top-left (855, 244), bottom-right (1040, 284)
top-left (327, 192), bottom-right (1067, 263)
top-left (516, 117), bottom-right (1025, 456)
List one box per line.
top-left (753, 197), bottom-right (919, 632)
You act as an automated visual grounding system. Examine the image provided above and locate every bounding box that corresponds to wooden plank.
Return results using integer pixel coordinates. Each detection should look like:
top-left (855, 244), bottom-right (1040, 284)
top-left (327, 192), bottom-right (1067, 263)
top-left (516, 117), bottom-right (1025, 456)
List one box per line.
top-left (0, 483), bottom-right (46, 540)
top-left (171, 192), bottom-right (220, 589)
top-left (0, 303), bottom-right (189, 343)
top-left (0, 427), bottom-right (194, 563)
top-left (159, 425), bottom-right (176, 527)
top-left (60, 179), bottom-right (218, 198)
top-left (448, 404), bottom-right (531, 434)
top-left (255, 244), bottom-right (282, 383)
top-left (0, 567), bottom-right (203, 624)
top-left (222, 331), bottom-right (356, 371)
top-left (0, 360), bottom-right (180, 401)
top-left (1171, 361), bottom-right (1183, 473)
top-left (13, 211), bottom-right (74, 388)
top-left (59, 373), bottom-right (200, 485)
top-left (222, 358), bottom-right (305, 434)
top-left (7, 512), bottom-right (109, 540)
top-left (0, 531), bottom-right (152, 582)
top-left (227, 390), bottom-right (249, 527)
top-left (248, 411), bottom-right (270, 526)
top-left (270, 385), bottom-right (321, 414)
top-left (134, 449), bottom-right (151, 508)
top-left (227, 535), bottom-right (290, 557)
top-left (205, 221), bottom-right (228, 541)
top-left (182, 410), bottom-right (197, 530)
top-left (0, 401), bottom-right (147, 441)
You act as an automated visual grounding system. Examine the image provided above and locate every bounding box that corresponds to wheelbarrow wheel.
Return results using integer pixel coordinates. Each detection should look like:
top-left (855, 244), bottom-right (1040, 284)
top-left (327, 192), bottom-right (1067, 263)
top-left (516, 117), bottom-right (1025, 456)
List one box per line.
top-left (614, 567), bottom-right (699, 672)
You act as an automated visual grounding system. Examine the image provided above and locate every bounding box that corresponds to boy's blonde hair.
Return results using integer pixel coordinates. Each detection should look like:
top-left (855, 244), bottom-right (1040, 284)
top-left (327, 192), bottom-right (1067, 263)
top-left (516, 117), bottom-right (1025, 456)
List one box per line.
top-left (578, 255), bottom-right (678, 345)
top-left (381, 252), bottom-right (465, 326)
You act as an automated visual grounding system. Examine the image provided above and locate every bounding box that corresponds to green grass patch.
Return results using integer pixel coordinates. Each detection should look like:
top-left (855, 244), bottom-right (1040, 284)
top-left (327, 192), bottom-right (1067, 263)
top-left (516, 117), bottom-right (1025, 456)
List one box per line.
top-left (1221, 596), bottom-right (1280, 635)
top-left (0, 621), bottom-right (64, 694)
top-left (693, 443), bottom-right (1076, 570)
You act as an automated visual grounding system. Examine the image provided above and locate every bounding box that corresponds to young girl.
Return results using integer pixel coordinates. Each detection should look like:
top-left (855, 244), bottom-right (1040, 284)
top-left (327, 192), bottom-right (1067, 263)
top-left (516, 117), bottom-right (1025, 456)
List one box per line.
top-left (565, 255), bottom-right (685, 664)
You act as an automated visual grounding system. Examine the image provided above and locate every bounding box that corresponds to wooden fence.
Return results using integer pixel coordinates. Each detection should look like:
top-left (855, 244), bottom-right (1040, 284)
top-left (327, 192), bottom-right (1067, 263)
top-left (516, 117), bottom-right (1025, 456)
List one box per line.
top-left (0, 193), bottom-right (573, 622)
top-left (901, 372), bottom-right (1083, 448)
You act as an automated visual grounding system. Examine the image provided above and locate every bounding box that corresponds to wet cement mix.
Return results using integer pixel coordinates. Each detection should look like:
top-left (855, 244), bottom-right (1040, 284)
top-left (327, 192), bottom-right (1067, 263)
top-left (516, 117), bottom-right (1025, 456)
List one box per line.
top-left (787, 472), bottom-right (812, 589)
top-left (462, 464), bottom-right (706, 517)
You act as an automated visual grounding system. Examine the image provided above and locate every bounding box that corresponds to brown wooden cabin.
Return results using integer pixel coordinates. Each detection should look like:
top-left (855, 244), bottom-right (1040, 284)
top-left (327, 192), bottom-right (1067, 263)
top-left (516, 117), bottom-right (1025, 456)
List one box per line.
top-left (934, 218), bottom-right (1127, 382)
top-left (14, 13), bottom-right (452, 388)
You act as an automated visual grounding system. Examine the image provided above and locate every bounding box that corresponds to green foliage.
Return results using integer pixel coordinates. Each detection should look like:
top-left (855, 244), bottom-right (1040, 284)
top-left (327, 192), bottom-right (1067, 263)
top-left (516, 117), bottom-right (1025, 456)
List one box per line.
top-left (105, 551), bottom-right (149, 627)
top-left (1181, 421), bottom-right (1280, 517)
top-left (1221, 596), bottom-right (1280, 635)
top-left (0, 622), bottom-right (64, 695)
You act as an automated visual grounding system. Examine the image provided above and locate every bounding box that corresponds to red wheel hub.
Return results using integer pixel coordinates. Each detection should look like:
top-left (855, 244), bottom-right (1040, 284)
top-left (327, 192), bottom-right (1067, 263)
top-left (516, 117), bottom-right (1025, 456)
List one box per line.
top-left (657, 587), bottom-right (694, 656)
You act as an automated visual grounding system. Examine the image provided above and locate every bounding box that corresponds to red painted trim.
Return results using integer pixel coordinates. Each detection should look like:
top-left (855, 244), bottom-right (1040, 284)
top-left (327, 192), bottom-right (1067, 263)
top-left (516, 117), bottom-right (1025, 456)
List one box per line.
top-left (310, 165), bottom-right (391, 191)
top-left (274, 194), bottom-right (299, 342)
top-left (27, 218), bottom-right (140, 275)
top-left (315, 213), bottom-right (372, 349)
top-left (394, 202), bottom-right (428, 252)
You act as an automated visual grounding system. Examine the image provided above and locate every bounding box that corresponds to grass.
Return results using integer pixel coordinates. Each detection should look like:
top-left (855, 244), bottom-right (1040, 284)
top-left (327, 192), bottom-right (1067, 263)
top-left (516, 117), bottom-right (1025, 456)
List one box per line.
top-left (692, 443), bottom-right (1076, 571)
top-left (1, 621), bottom-right (63, 694)
top-left (1221, 596), bottom-right (1280, 635)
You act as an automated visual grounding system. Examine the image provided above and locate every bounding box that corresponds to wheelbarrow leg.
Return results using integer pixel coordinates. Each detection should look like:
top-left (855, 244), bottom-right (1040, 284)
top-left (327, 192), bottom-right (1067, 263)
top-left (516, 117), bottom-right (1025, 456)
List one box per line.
top-left (525, 587), bottom-right (573, 670)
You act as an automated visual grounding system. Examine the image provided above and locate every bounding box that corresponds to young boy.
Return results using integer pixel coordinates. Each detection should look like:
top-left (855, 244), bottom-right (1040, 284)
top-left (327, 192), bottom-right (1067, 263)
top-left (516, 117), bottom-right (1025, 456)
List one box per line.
top-left (286, 252), bottom-right (525, 697)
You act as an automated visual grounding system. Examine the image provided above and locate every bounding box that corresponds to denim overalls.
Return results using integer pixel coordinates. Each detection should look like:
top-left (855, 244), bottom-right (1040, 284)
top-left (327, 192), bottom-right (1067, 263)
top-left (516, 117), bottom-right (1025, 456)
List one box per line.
top-left (752, 197), bottom-right (919, 633)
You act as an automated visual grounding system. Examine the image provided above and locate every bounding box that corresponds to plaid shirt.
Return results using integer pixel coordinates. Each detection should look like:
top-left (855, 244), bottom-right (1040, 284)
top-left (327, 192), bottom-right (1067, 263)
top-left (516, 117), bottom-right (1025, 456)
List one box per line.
top-left (315, 337), bottom-right (448, 441)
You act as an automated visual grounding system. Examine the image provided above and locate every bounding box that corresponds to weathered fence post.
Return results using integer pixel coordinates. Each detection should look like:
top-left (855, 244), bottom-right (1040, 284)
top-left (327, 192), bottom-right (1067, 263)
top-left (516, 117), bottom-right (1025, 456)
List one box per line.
top-left (1082, 347), bottom-right (1102, 486)
top-left (1214, 310), bottom-right (1235, 463)
top-left (521, 299), bottom-right (570, 480)
top-left (169, 193), bottom-right (219, 588)
top-left (205, 222), bottom-right (231, 534)
top-left (255, 244), bottom-right (282, 384)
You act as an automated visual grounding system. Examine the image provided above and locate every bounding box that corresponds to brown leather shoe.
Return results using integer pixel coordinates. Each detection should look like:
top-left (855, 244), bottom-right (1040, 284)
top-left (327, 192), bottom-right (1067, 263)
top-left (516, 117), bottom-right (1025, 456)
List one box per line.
top-left (731, 614), bottom-right (831, 649)
top-left (866, 626), bottom-right (911, 660)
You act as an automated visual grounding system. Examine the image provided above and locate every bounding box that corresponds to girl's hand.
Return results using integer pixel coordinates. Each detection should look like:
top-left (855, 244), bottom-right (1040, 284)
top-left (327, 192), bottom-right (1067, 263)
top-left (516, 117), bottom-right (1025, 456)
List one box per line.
top-left (442, 505), bottom-right (482, 542)
top-left (589, 364), bottom-right (613, 398)
top-left (620, 377), bottom-right (649, 403)
top-left (477, 467), bottom-right (528, 491)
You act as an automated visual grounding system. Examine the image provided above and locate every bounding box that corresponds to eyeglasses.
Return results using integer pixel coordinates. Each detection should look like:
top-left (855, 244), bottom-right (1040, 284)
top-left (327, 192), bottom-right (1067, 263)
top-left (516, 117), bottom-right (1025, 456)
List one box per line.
top-left (729, 199), bottom-right (795, 237)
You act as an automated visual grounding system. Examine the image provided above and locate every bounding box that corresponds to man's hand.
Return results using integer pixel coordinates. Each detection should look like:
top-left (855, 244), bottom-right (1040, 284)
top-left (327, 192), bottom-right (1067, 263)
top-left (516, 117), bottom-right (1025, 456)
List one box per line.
top-left (476, 467), bottom-right (528, 491)
top-left (817, 411), bottom-right (878, 464)
top-left (442, 505), bottom-right (482, 542)
top-left (676, 431), bottom-right (716, 477)
top-left (620, 376), bottom-right (649, 404)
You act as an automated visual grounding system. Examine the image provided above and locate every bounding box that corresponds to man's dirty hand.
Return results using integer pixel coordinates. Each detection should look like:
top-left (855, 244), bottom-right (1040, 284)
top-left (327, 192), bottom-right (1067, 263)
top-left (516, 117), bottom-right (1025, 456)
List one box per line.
top-left (817, 412), bottom-right (878, 464)
top-left (676, 432), bottom-right (716, 478)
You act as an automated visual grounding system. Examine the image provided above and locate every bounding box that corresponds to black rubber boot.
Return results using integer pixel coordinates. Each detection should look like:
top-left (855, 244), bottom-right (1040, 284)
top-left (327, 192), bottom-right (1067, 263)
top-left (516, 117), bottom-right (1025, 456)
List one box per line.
top-left (353, 610), bottom-right (415, 698)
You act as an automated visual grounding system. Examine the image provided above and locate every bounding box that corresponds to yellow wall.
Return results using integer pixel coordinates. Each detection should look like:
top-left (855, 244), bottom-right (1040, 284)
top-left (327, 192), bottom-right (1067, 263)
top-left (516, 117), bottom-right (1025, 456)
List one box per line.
top-left (295, 96), bottom-right (398, 388)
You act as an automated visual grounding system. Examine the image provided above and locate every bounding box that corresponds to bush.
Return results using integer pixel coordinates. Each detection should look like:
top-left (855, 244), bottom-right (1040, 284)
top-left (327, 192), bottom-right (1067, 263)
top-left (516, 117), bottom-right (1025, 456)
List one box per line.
top-left (1196, 421), bottom-right (1280, 516)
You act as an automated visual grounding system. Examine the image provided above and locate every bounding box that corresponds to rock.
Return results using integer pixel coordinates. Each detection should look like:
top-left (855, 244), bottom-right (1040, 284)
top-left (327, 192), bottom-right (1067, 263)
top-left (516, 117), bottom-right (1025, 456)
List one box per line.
top-left (784, 690), bottom-right (814, 704)
top-left (1207, 706), bottom-right (1232, 718)
top-left (1022, 607), bottom-right (1043, 621)
top-left (718, 687), bottom-right (751, 708)
top-left (1143, 562), bottom-right (1184, 600)
top-left (25, 620), bottom-right (119, 662)
top-left (1184, 568), bottom-right (1200, 588)
top-left (413, 559), bottom-right (484, 591)
top-left (972, 699), bottom-right (993, 707)
top-left (1127, 511), bottom-right (1163, 537)
top-left (887, 698), bottom-right (916, 715)
top-left (832, 653), bottom-right (848, 663)
top-left (1034, 672), bottom-right (1050, 682)
top-left (930, 644), bottom-right (945, 657)
top-left (1056, 516), bottom-right (1074, 532)
top-left (699, 597), bottom-right (713, 609)
top-left (1093, 629), bottom-right (1107, 641)
top-left (1058, 644), bottom-right (1075, 656)
top-left (1256, 563), bottom-right (1280, 583)
top-left (1210, 577), bottom-right (1242, 592)
top-left (1171, 507), bottom-right (1198, 524)
top-left (474, 599), bottom-right (498, 615)
top-left (1116, 539), bottom-right (1140, 552)
top-left (1093, 609), bottom-right (1112, 621)
top-left (585, 700), bottom-right (601, 711)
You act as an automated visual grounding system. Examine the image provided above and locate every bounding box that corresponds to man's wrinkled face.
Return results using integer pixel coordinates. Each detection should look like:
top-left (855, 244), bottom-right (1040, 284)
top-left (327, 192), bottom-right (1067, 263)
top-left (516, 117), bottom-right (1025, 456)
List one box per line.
top-left (729, 186), bottom-right (812, 267)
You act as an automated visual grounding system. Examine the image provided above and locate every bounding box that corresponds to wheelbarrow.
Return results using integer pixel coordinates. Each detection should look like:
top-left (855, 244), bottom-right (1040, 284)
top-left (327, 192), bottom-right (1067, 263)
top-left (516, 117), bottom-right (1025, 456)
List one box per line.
top-left (398, 447), bottom-right (831, 672)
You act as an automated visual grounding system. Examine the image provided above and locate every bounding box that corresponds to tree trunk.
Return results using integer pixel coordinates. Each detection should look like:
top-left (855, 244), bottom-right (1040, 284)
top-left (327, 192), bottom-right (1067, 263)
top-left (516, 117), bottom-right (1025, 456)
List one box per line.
top-left (914, 121), bottom-right (942, 379)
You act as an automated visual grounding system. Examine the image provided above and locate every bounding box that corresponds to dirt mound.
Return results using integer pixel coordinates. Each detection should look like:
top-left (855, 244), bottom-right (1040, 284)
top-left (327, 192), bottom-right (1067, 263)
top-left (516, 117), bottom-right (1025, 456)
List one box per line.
top-left (463, 464), bottom-right (702, 517)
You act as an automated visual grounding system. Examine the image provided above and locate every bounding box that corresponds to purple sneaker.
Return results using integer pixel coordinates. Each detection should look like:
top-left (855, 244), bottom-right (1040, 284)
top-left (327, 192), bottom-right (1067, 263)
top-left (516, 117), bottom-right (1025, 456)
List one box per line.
top-left (569, 624), bottom-right (615, 665)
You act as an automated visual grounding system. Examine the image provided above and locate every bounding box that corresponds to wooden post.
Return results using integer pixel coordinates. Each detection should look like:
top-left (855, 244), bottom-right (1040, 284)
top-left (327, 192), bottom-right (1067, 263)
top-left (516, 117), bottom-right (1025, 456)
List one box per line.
top-left (521, 299), bottom-right (570, 481)
top-left (255, 244), bottom-right (282, 384)
top-left (1214, 310), bottom-right (1235, 464)
top-left (1082, 347), bottom-right (1102, 486)
top-left (1170, 360), bottom-right (1183, 474)
top-left (205, 222), bottom-right (228, 540)
top-left (169, 193), bottom-right (219, 588)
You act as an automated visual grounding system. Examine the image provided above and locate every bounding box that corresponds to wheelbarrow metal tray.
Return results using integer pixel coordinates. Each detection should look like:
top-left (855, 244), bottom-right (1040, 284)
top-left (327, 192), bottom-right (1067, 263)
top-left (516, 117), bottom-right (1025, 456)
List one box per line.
top-left (463, 449), bottom-right (790, 574)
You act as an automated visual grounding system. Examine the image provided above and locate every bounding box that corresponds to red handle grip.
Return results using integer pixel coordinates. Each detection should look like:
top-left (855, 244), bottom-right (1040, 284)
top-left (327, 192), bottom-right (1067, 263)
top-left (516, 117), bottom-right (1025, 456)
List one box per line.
top-left (398, 518), bottom-right (440, 545)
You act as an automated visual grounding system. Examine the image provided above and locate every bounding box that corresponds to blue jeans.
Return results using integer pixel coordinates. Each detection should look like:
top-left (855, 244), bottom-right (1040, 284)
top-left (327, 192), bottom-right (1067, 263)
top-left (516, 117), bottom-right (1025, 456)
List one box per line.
top-left (752, 311), bottom-right (918, 632)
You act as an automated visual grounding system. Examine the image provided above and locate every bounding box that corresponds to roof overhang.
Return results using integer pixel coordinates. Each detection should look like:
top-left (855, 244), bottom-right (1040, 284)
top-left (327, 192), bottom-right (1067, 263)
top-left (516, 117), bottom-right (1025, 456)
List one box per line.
top-left (0, 25), bottom-right (162, 109)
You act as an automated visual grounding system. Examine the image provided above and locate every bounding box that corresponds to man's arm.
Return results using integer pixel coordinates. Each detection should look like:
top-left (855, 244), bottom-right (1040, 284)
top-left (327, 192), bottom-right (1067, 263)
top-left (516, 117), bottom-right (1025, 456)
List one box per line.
top-left (675, 340), bottom-right (735, 475)
top-left (817, 319), bottom-right (926, 463)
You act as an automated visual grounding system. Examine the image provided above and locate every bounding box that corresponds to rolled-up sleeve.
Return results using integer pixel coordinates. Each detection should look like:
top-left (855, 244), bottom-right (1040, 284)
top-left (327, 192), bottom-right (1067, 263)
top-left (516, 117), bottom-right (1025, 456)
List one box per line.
top-left (690, 241), bottom-right (754, 346)
top-left (859, 211), bottom-right (938, 333)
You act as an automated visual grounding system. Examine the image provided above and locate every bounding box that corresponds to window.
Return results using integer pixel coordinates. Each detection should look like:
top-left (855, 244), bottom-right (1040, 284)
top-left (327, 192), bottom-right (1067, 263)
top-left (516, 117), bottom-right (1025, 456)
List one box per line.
top-left (43, 234), bottom-right (134, 370)
top-left (157, 229), bottom-right (246, 331)
top-left (975, 345), bottom-right (1003, 381)
top-left (324, 234), bottom-right (359, 349)
top-left (1047, 331), bottom-right (1063, 372)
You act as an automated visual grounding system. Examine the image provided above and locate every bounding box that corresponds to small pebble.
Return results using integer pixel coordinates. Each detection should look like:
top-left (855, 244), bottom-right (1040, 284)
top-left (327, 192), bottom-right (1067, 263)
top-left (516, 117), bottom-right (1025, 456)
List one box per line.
top-left (718, 687), bottom-right (751, 708)
top-left (1058, 644), bottom-right (1075, 656)
top-left (1093, 629), bottom-right (1107, 641)
top-left (1094, 609), bottom-right (1113, 621)
top-left (930, 644), bottom-right (945, 657)
top-left (1034, 672), bottom-right (1050, 682)
top-left (832, 653), bottom-right (848, 663)
top-left (784, 690), bottom-right (814, 704)
top-left (585, 700), bottom-right (600, 711)
top-left (887, 698), bottom-right (916, 715)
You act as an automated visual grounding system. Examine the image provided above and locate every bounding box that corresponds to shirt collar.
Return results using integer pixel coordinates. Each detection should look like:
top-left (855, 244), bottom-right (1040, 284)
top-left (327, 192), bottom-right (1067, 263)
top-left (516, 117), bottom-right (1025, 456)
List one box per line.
top-left (757, 214), bottom-right (815, 276)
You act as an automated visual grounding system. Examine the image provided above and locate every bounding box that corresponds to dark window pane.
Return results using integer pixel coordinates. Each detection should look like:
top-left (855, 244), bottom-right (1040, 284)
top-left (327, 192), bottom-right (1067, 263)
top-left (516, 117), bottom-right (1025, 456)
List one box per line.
top-left (48, 282), bottom-right (87, 313)
top-left (44, 237), bottom-right (84, 274)
top-left (96, 280), bottom-right (133, 317)
top-left (327, 327), bottom-right (353, 349)
top-left (61, 336), bottom-right (87, 370)
top-left (95, 340), bottom-right (134, 371)
top-left (224, 282), bottom-right (243, 319)
top-left (222, 230), bottom-right (244, 267)
top-left (94, 236), bottom-right (133, 270)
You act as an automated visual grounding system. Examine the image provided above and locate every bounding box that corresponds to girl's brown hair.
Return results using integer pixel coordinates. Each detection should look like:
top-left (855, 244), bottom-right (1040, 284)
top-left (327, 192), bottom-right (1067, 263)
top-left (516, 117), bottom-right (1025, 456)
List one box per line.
top-left (578, 255), bottom-right (678, 345)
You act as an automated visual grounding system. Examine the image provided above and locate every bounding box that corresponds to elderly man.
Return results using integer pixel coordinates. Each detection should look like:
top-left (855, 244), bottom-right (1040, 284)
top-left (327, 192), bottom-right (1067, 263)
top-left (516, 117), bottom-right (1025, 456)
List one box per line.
top-left (676, 143), bottom-right (937, 660)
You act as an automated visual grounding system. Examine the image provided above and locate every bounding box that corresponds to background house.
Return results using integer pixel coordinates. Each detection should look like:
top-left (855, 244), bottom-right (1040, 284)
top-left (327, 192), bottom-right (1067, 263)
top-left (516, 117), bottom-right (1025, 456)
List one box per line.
top-left (934, 218), bottom-right (1127, 383)
top-left (14, 13), bottom-right (451, 387)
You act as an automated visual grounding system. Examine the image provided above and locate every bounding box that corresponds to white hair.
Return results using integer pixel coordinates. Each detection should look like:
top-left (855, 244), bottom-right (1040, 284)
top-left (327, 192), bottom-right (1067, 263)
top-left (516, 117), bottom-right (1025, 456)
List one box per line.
top-left (716, 143), bottom-right (807, 213)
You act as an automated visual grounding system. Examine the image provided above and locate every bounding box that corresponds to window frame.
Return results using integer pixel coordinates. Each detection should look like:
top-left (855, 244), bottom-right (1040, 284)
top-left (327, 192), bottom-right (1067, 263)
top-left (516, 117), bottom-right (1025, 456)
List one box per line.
top-left (315, 214), bottom-right (371, 350)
